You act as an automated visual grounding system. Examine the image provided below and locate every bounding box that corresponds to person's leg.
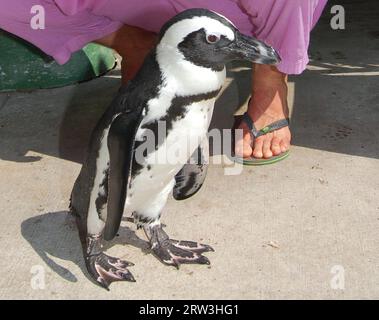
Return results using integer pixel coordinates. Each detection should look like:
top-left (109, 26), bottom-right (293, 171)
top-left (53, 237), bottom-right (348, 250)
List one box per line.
top-left (95, 25), bottom-right (157, 83)
top-left (236, 0), bottom-right (328, 159)
top-left (93, 0), bottom-right (185, 83)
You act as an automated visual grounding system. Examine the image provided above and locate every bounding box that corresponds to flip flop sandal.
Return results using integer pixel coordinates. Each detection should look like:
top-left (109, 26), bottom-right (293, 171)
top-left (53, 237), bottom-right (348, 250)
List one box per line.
top-left (234, 112), bottom-right (290, 166)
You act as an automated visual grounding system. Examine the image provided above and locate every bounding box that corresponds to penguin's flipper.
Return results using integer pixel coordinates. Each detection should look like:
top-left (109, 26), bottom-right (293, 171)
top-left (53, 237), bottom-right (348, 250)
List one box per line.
top-left (173, 138), bottom-right (209, 200)
top-left (104, 112), bottom-right (141, 241)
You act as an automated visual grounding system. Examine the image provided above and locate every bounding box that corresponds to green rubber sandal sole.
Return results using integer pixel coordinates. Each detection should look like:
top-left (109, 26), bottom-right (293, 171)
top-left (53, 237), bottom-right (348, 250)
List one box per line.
top-left (234, 150), bottom-right (290, 166)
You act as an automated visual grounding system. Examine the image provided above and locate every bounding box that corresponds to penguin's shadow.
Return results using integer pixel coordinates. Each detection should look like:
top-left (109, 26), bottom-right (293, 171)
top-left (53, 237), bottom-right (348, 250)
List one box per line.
top-left (21, 211), bottom-right (150, 283)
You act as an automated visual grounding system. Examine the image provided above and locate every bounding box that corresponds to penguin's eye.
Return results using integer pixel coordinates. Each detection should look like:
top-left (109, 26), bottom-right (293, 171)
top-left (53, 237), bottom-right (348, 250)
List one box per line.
top-left (206, 34), bottom-right (220, 44)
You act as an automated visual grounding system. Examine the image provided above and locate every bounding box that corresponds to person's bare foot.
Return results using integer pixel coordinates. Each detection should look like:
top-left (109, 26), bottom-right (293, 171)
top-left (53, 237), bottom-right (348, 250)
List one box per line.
top-left (95, 25), bottom-right (157, 83)
top-left (235, 64), bottom-right (291, 159)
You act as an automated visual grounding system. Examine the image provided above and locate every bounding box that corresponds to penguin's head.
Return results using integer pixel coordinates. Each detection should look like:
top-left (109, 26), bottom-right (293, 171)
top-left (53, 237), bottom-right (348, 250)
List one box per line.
top-left (158, 8), bottom-right (281, 71)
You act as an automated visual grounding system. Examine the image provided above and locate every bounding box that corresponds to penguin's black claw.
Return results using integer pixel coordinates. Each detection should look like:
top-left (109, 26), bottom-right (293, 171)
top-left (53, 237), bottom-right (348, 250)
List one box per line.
top-left (144, 224), bottom-right (214, 268)
top-left (86, 253), bottom-right (136, 290)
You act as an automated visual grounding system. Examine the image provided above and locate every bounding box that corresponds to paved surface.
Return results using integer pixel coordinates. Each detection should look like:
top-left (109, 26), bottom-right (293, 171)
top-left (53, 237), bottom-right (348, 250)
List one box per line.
top-left (0, 1), bottom-right (378, 299)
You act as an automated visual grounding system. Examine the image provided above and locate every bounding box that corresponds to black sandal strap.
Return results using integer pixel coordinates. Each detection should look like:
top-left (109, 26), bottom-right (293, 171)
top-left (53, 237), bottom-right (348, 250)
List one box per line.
top-left (242, 112), bottom-right (290, 138)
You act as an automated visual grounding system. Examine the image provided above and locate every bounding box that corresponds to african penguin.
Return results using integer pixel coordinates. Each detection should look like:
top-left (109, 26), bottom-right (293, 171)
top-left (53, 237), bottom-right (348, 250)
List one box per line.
top-left (70, 8), bottom-right (280, 289)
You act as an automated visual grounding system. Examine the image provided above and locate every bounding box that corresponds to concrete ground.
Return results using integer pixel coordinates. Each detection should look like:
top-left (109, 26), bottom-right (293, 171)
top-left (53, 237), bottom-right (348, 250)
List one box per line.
top-left (0, 1), bottom-right (378, 299)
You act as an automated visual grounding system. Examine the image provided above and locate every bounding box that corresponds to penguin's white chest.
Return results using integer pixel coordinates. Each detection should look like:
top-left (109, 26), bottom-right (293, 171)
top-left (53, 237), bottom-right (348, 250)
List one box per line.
top-left (125, 99), bottom-right (215, 217)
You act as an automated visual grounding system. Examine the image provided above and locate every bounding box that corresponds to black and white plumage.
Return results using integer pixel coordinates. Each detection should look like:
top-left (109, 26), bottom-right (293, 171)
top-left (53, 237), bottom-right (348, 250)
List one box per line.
top-left (70, 8), bottom-right (280, 289)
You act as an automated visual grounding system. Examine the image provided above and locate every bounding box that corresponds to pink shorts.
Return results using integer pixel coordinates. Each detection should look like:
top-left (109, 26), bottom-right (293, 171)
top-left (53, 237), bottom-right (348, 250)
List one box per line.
top-left (0, 0), bottom-right (327, 74)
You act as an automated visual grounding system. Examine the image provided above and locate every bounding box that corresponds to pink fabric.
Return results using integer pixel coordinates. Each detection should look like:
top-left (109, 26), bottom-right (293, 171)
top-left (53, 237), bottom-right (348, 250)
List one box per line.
top-left (53, 0), bottom-right (110, 16)
top-left (0, 0), bottom-right (327, 74)
top-left (0, 0), bottom-right (123, 64)
top-left (238, 0), bottom-right (328, 74)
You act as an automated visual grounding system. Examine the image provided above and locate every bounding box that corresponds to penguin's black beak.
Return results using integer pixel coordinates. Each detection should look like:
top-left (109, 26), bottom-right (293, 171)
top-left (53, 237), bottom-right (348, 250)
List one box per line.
top-left (226, 31), bottom-right (281, 65)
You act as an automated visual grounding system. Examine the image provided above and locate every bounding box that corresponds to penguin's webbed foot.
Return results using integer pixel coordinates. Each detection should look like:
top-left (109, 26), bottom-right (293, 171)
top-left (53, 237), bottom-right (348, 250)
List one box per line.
top-left (86, 253), bottom-right (135, 290)
top-left (144, 224), bottom-right (214, 268)
top-left (85, 235), bottom-right (135, 290)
